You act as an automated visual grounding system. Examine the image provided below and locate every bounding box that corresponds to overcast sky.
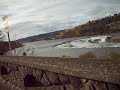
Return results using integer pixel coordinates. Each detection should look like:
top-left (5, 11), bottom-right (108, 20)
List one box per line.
top-left (0, 0), bottom-right (120, 40)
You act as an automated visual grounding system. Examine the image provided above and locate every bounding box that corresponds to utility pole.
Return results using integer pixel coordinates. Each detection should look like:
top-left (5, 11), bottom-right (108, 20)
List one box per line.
top-left (2, 16), bottom-right (12, 56)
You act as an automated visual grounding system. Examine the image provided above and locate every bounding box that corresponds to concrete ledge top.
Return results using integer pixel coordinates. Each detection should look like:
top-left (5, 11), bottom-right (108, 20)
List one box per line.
top-left (0, 56), bottom-right (120, 84)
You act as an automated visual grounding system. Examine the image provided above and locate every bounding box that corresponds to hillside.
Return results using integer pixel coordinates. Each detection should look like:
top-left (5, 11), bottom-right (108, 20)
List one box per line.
top-left (57, 13), bottom-right (120, 38)
top-left (17, 13), bottom-right (120, 43)
top-left (17, 30), bottom-right (64, 43)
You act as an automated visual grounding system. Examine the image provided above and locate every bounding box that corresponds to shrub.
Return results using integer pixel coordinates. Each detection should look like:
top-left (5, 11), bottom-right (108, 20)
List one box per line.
top-left (61, 55), bottom-right (71, 58)
top-left (79, 52), bottom-right (96, 59)
top-left (107, 52), bottom-right (120, 60)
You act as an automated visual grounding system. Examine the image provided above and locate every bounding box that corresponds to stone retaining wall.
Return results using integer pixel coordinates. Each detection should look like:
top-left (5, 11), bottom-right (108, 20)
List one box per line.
top-left (0, 56), bottom-right (119, 90)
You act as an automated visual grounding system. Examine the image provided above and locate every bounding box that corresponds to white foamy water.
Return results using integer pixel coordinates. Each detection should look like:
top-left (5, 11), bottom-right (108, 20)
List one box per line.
top-left (56, 36), bottom-right (120, 48)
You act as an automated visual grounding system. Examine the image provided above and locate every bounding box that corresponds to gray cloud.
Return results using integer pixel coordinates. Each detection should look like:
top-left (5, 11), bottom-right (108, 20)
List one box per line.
top-left (0, 0), bottom-right (120, 40)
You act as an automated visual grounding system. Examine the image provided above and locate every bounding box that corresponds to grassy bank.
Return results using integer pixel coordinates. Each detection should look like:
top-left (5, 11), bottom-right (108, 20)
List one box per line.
top-left (79, 51), bottom-right (120, 60)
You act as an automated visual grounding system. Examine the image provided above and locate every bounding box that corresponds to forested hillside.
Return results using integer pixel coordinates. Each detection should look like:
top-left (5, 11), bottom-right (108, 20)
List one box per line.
top-left (57, 13), bottom-right (120, 39)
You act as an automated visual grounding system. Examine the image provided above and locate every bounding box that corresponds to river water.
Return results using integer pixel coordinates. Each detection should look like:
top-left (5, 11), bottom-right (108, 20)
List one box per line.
top-left (10, 34), bottom-right (120, 58)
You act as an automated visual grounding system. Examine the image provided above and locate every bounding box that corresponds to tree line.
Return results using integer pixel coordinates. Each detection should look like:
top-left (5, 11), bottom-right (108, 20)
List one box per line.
top-left (56, 13), bottom-right (120, 39)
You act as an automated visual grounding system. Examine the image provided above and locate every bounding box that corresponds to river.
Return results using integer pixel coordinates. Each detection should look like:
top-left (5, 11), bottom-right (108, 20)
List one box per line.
top-left (10, 34), bottom-right (120, 58)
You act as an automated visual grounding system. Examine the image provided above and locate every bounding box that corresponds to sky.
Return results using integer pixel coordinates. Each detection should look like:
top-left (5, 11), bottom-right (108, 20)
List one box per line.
top-left (0, 0), bottom-right (120, 40)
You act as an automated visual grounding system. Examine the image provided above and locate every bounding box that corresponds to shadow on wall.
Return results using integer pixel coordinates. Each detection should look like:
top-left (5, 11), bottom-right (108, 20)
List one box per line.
top-left (1, 66), bottom-right (9, 75)
top-left (24, 74), bottom-right (41, 87)
top-left (0, 53), bottom-right (4, 55)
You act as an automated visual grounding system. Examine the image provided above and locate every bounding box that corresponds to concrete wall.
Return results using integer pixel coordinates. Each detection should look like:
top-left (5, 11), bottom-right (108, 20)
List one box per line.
top-left (0, 56), bottom-right (120, 90)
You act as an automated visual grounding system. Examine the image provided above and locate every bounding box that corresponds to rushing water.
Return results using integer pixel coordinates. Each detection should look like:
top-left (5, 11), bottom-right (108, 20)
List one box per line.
top-left (10, 35), bottom-right (120, 58)
top-left (56, 36), bottom-right (120, 48)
